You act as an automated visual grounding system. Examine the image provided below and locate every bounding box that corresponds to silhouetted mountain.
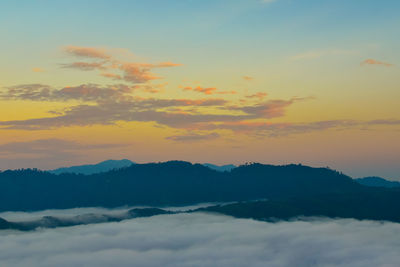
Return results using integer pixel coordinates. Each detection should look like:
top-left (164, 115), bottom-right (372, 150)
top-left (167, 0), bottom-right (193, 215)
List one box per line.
top-left (0, 217), bottom-right (14, 230)
top-left (203, 163), bottom-right (236, 172)
top-left (48, 159), bottom-right (135, 175)
top-left (200, 189), bottom-right (400, 223)
top-left (355, 176), bottom-right (400, 188)
top-left (0, 161), bottom-right (365, 211)
top-left (4, 189), bottom-right (400, 231)
top-left (0, 208), bottom-right (171, 231)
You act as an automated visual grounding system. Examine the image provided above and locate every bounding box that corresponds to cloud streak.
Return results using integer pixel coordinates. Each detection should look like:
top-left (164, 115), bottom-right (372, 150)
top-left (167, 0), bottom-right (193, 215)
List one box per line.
top-left (182, 86), bottom-right (236, 95)
top-left (166, 132), bottom-right (220, 142)
top-left (0, 89), bottom-right (399, 137)
top-left (62, 46), bottom-right (181, 84)
top-left (242, 76), bottom-right (253, 81)
top-left (0, 82), bottom-right (300, 131)
top-left (0, 97), bottom-right (300, 130)
top-left (64, 46), bottom-right (111, 59)
top-left (197, 119), bottom-right (400, 137)
top-left (0, 84), bottom-right (135, 102)
top-left (361, 59), bottom-right (394, 67)
top-left (246, 92), bottom-right (267, 100)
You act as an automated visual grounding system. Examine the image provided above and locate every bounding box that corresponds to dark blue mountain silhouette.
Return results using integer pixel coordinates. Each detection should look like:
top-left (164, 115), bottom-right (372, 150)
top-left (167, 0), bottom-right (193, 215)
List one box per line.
top-left (202, 163), bottom-right (236, 172)
top-left (355, 176), bottom-right (400, 188)
top-left (200, 187), bottom-right (400, 223)
top-left (0, 161), bottom-right (364, 211)
top-left (1, 161), bottom-right (400, 225)
top-left (48, 159), bottom-right (135, 175)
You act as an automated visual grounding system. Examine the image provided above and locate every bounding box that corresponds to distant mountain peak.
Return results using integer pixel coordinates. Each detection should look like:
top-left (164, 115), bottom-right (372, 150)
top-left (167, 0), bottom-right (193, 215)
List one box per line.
top-left (355, 176), bottom-right (400, 188)
top-left (48, 159), bottom-right (135, 175)
top-left (203, 163), bottom-right (237, 172)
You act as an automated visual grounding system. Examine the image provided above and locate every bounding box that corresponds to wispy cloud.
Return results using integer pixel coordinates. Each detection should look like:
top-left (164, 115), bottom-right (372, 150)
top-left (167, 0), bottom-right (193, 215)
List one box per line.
top-left (182, 86), bottom-right (236, 95)
top-left (242, 76), bottom-right (253, 81)
top-left (228, 97), bottom-right (310, 118)
top-left (64, 45), bottom-right (111, 59)
top-left (245, 92), bottom-right (267, 100)
top-left (3, 45), bottom-right (398, 141)
top-left (197, 119), bottom-right (400, 137)
top-left (166, 132), bottom-right (220, 142)
top-left (62, 45), bottom-right (181, 84)
top-left (0, 84), bottom-right (135, 102)
top-left (0, 95), bottom-right (302, 130)
top-left (361, 59), bottom-right (394, 67)
top-left (2, 84), bottom-right (398, 138)
top-left (183, 86), bottom-right (217, 95)
top-left (62, 61), bottom-right (107, 71)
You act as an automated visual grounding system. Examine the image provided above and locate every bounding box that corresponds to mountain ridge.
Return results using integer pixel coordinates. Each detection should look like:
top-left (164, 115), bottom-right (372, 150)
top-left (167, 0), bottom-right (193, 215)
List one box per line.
top-left (202, 163), bottom-right (237, 172)
top-left (355, 176), bottom-right (400, 188)
top-left (48, 159), bottom-right (135, 175)
top-left (0, 161), bottom-right (364, 212)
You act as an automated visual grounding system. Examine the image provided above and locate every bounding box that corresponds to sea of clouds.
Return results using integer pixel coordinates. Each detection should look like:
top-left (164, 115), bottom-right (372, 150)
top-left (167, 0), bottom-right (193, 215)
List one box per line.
top-left (1, 212), bottom-right (400, 267)
top-left (0, 203), bottom-right (226, 222)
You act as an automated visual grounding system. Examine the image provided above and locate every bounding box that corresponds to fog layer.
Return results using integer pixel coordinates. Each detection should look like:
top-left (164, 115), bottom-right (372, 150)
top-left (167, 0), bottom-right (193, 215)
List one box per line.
top-left (1, 213), bottom-right (400, 267)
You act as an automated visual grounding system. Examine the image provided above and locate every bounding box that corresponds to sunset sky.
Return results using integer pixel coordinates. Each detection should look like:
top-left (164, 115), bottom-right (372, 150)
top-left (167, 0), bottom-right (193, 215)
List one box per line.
top-left (0, 0), bottom-right (399, 179)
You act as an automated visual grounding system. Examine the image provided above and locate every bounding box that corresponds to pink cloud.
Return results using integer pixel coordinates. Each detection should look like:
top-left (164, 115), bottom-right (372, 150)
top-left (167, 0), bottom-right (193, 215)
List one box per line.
top-left (361, 59), bottom-right (394, 67)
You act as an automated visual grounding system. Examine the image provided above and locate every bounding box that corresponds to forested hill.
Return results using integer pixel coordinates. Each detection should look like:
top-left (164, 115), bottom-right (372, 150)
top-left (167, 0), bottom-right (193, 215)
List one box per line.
top-left (0, 161), bottom-right (371, 211)
top-left (48, 159), bottom-right (135, 175)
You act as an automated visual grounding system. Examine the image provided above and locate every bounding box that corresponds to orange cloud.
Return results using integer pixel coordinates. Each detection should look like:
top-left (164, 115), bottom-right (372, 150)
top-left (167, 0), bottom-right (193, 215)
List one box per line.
top-left (196, 87), bottom-right (217, 95)
top-left (183, 86), bottom-right (236, 95)
top-left (217, 90), bottom-right (237, 95)
top-left (361, 59), bottom-right (394, 67)
top-left (243, 76), bottom-right (253, 81)
top-left (183, 86), bottom-right (217, 95)
top-left (62, 46), bottom-right (181, 84)
top-left (154, 62), bottom-right (182, 68)
top-left (100, 72), bottom-right (122, 80)
top-left (32, 67), bottom-right (45, 73)
top-left (119, 63), bottom-right (160, 83)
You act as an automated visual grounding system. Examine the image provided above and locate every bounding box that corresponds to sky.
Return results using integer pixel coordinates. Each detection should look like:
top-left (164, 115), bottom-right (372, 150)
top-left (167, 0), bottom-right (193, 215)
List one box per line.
top-left (0, 0), bottom-right (399, 179)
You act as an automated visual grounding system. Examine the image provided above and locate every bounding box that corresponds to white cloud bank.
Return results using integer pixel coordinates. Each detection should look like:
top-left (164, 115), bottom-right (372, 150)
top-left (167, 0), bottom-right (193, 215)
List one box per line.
top-left (1, 213), bottom-right (400, 267)
top-left (0, 203), bottom-right (226, 222)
